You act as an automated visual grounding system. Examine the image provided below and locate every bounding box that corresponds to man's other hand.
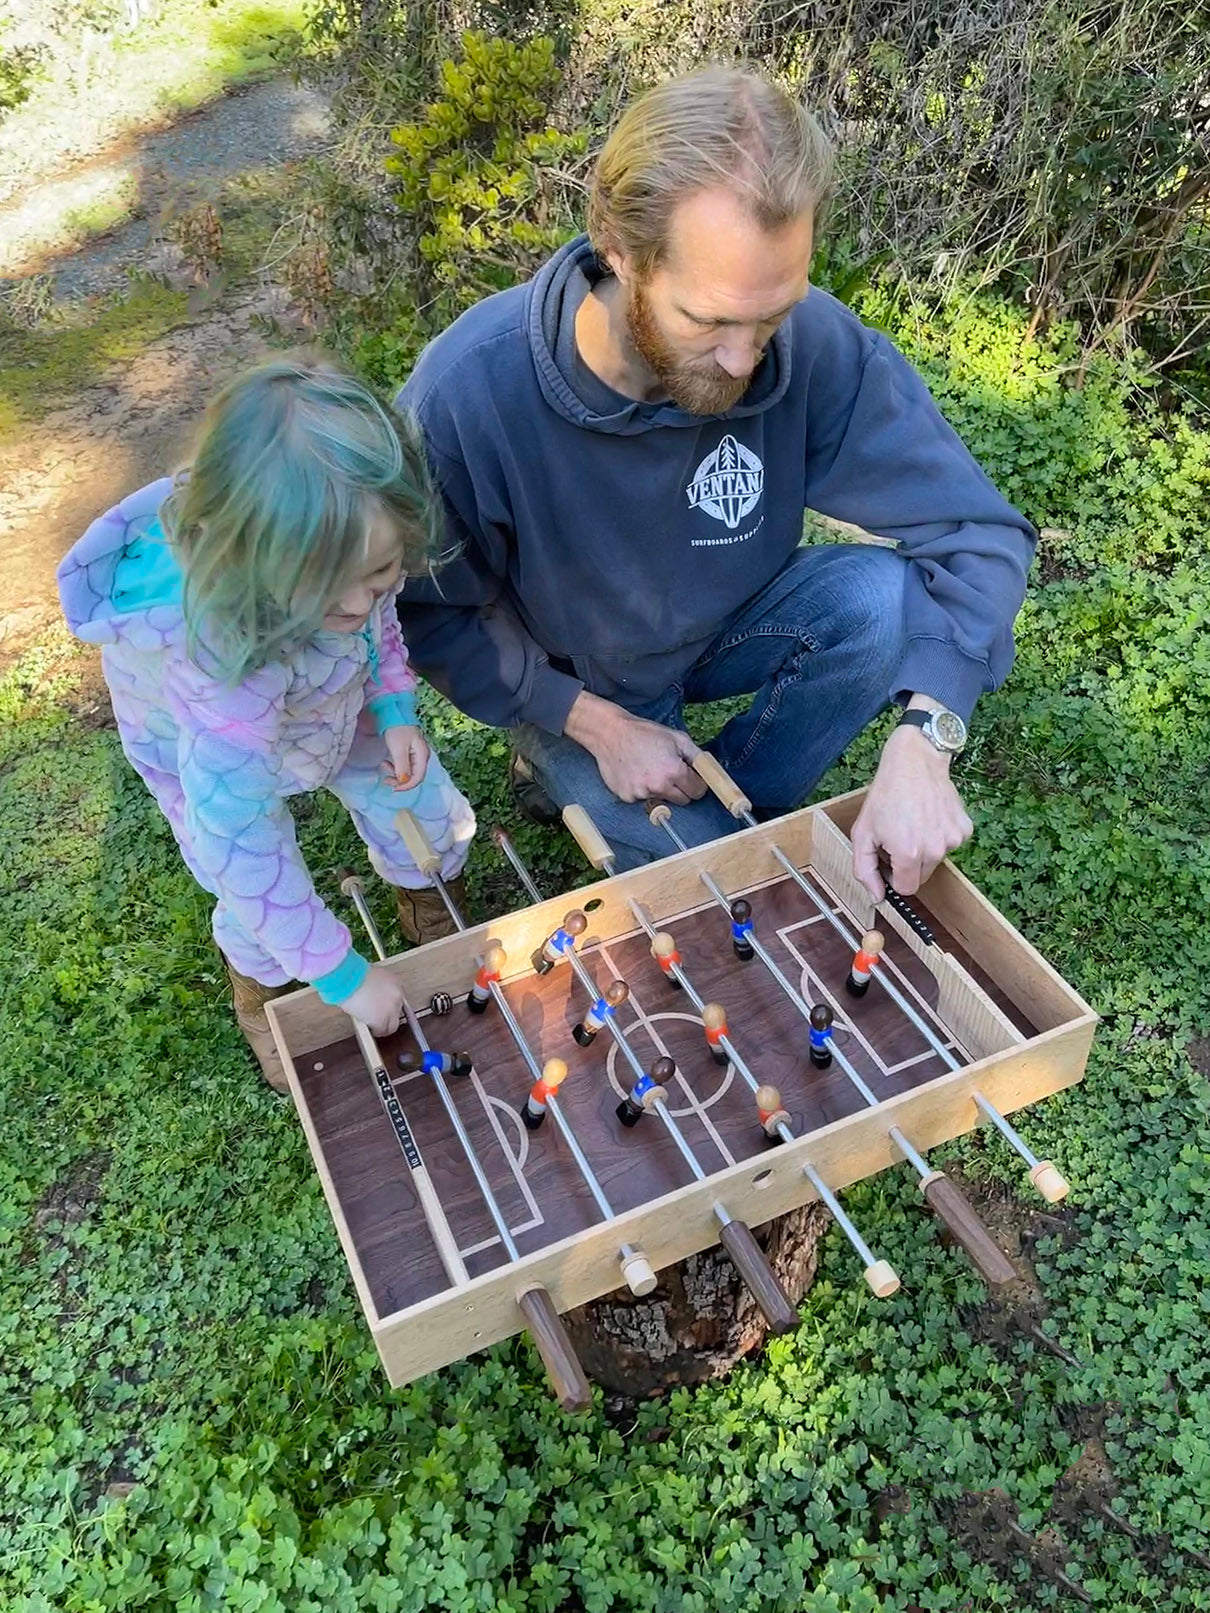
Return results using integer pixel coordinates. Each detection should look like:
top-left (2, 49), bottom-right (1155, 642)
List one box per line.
top-left (851, 723), bottom-right (973, 900)
top-left (565, 691), bottom-right (708, 806)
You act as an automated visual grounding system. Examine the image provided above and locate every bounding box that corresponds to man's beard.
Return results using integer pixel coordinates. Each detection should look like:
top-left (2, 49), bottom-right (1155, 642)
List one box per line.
top-left (626, 281), bottom-right (755, 415)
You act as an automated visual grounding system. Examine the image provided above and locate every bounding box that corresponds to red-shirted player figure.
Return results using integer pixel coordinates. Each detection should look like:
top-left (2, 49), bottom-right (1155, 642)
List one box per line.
top-left (650, 931), bottom-right (684, 990)
top-left (521, 1057), bottom-right (569, 1130)
top-left (846, 929), bottom-right (885, 998)
top-left (702, 1002), bottom-right (731, 1067)
top-left (468, 943), bottom-right (506, 1014)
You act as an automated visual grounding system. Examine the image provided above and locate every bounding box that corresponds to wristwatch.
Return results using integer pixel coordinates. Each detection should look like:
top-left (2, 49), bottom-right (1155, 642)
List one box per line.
top-left (897, 706), bottom-right (968, 755)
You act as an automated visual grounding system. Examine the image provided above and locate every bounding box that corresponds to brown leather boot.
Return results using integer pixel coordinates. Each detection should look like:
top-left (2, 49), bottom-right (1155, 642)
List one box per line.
top-left (396, 874), bottom-right (468, 947)
top-left (226, 962), bottom-right (294, 1094)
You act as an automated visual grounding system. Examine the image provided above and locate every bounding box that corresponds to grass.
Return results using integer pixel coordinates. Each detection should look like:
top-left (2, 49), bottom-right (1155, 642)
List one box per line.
top-left (2, 287), bottom-right (1210, 1608)
top-left (0, 277), bottom-right (189, 443)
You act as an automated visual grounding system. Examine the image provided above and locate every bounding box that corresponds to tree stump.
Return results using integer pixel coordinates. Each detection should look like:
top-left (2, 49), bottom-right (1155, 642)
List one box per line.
top-left (561, 1202), bottom-right (829, 1397)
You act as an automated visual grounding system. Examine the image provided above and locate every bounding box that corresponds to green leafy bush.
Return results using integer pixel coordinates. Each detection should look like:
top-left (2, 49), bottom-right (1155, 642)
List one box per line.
top-left (385, 31), bottom-right (585, 326)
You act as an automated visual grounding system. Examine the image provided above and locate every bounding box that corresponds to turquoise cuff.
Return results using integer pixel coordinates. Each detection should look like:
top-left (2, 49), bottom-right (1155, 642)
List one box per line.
top-left (312, 949), bottom-right (371, 1005)
top-left (368, 691), bottom-right (418, 735)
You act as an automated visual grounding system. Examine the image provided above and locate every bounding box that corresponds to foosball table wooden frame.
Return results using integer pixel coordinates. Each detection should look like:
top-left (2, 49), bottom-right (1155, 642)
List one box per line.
top-left (267, 786), bottom-right (1097, 1400)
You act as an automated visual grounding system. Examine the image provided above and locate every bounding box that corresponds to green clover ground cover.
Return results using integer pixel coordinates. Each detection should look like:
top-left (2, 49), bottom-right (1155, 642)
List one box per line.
top-left (2, 294), bottom-right (1210, 1610)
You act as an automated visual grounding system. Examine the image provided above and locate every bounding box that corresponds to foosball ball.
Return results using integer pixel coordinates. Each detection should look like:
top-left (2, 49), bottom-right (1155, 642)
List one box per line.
top-left (267, 764), bottom-right (1097, 1414)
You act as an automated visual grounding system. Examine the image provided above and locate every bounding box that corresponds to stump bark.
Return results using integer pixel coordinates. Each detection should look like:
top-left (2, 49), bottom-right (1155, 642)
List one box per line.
top-left (561, 1202), bottom-right (829, 1397)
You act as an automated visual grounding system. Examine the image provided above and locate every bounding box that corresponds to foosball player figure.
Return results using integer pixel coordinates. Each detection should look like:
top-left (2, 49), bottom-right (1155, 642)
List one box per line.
top-left (650, 931), bottom-right (684, 990)
top-left (846, 930), bottom-right (885, 998)
top-left (701, 1002), bottom-right (732, 1067)
top-left (397, 1048), bottom-right (474, 1079)
top-left (521, 1058), bottom-right (568, 1130)
top-left (468, 944), bottom-right (507, 1014)
top-left (809, 1003), bottom-right (834, 1069)
top-left (755, 1084), bottom-right (791, 1139)
top-left (532, 910), bottom-right (587, 976)
top-left (616, 1056), bottom-right (674, 1127)
top-left (573, 980), bottom-right (629, 1047)
top-left (730, 899), bottom-right (755, 962)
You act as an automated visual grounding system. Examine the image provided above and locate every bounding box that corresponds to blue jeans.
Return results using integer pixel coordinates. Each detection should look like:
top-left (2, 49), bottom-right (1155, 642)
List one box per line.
top-left (514, 543), bottom-right (909, 871)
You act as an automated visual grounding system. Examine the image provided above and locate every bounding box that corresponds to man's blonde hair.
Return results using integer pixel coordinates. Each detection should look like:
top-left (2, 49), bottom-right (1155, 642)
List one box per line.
top-left (587, 67), bottom-right (834, 277)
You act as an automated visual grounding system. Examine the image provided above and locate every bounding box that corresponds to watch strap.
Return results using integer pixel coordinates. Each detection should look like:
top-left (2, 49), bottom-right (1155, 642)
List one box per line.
top-left (896, 709), bottom-right (932, 734)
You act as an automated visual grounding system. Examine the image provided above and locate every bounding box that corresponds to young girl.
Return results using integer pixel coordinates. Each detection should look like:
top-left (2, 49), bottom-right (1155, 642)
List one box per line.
top-left (57, 356), bottom-right (476, 1094)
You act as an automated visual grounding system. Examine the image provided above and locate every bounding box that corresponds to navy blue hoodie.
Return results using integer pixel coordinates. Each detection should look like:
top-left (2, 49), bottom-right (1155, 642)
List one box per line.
top-left (396, 235), bottom-right (1035, 732)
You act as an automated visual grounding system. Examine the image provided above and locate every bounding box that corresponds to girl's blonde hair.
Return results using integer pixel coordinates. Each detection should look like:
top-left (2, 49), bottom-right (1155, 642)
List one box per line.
top-left (163, 355), bottom-right (443, 682)
top-left (587, 67), bottom-right (834, 278)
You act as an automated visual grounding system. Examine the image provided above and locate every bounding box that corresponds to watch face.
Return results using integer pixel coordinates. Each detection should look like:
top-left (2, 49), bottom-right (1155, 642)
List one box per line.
top-left (931, 710), bottom-right (967, 750)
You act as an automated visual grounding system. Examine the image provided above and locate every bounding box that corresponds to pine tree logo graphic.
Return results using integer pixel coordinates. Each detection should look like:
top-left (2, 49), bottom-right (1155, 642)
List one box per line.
top-left (685, 434), bottom-right (764, 530)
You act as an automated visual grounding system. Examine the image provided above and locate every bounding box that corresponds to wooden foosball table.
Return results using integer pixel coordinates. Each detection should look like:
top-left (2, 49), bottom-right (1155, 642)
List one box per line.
top-left (267, 771), bottom-right (1097, 1414)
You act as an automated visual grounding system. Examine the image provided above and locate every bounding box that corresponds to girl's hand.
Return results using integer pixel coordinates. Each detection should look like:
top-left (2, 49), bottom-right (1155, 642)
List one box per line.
top-left (342, 964), bottom-right (406, 1036)
top-left (384, 724), bottom-right (430, 791)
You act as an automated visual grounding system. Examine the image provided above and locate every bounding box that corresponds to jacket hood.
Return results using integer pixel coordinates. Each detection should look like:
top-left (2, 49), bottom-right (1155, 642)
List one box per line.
top-left (58, 479), bottom-right (186, 651)
top-left (526, 234), bottom-right (793, 436)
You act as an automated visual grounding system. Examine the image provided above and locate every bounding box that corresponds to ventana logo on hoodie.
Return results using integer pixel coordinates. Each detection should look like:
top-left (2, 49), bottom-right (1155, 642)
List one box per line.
top-left (685, 434), bottom-right (765, 532)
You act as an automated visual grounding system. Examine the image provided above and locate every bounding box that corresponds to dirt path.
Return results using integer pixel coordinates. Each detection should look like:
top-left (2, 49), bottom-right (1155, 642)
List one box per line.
top-left (1, 79), bottom-right (328, 298)
top-left (0, 78), bottom-right (329, 668)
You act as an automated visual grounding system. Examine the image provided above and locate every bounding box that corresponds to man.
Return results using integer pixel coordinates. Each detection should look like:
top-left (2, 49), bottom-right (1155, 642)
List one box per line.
top-left (395, 67), bottom-right (1035, 897)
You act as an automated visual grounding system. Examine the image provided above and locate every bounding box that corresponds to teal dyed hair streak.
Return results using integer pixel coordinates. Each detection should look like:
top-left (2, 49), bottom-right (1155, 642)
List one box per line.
top-left (164, 355), bottom-right (443, 681)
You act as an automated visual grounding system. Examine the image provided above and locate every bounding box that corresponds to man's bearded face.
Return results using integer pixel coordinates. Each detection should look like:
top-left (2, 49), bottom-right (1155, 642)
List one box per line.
top-left (625, 277), bottom-right (757, 415)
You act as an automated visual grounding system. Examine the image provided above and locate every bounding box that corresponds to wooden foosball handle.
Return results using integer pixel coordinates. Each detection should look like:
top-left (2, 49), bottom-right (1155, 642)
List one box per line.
top-left (919, 1172), bottom-right (1017, 1287)
top-left (395, 808), bottom-right (443, 876)
top-left (620, 1249), bottom-right (657, 1295)
top-left (1029, 1160), bottom-right (1070, 1203)
top-left (864, 1260), bottom-right (901, 1298)
top-left (516, 1285), bottom-right (593, 1413)
top-left (718, 1220), bottom-right (799, 1333)
top-left (691, 753), bottom-right (752, 818)
top-left (562, 804), bottom-right (614, 870)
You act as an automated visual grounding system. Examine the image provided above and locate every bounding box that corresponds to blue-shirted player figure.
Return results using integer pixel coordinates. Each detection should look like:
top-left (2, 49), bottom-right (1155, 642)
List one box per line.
top-left (395, 67), bottom-right (1036, 892)
top-left (809, 1003), bottom-right (835, 1069)
top-left (573, 979), bottom-right (630, 1047)
top-left (617, 1057), bottom-right (675, 1127)
top-left (730, 898), bottom-right (755, 962)
top-left (532, 909), bottom-right (588, 977)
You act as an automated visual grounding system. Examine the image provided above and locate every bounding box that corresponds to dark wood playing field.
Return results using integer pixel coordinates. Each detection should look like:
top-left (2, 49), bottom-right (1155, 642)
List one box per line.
top-left (295, 868), bottom-right (1039, 1322)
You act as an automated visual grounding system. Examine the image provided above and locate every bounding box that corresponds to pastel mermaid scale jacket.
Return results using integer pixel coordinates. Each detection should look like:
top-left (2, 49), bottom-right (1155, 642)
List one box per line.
top-left (57, 479), bottom-right (420, 995)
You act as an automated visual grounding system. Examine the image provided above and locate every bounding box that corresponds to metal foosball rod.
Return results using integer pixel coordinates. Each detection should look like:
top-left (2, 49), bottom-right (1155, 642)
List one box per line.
top-left (645, 798), bottom-right (1017, 1288)
top-left (492, 839), bottom-right (800, 1336)
top-left (387, 817), bottom-right (658, 1301)
top-left (339, 864), bottom-right (593, 1414)
top-left (685, 757), bottom-right (1070, 1206)
top-left (491, 826), bottom-right (545, 904)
